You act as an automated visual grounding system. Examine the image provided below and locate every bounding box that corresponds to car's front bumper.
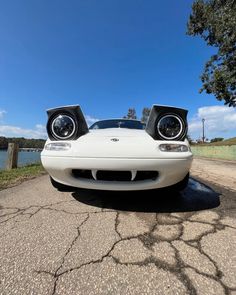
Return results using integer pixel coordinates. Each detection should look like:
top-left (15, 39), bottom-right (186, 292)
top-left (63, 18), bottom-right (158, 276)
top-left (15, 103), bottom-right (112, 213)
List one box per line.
top-left (41, 155), bottom-right (193, 191)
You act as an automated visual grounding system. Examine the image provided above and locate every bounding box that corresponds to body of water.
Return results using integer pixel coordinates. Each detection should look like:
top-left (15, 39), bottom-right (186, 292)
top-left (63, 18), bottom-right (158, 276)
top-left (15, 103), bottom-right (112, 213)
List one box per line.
top-left (0, 150), bottom-right (41, 170)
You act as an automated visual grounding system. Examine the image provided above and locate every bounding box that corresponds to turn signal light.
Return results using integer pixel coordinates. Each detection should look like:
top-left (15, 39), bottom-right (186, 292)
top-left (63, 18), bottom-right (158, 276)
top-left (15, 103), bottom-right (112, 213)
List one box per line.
top-left (159, 144), bottom-right (189, 152)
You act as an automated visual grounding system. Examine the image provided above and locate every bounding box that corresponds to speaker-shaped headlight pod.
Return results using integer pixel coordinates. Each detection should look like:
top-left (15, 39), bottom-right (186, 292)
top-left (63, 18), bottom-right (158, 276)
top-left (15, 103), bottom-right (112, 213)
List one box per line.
top-left (146, 105), bottom-right (188, 141)
top-left (46, 105), bottom-right (88, 140)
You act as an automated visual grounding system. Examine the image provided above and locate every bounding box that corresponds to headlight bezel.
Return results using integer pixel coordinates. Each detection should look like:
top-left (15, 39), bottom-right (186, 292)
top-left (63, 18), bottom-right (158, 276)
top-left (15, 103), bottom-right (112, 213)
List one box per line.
top-left (51, 114), bottom-right (76, 140)
top-left (156, 113), bottom-right (185, 141)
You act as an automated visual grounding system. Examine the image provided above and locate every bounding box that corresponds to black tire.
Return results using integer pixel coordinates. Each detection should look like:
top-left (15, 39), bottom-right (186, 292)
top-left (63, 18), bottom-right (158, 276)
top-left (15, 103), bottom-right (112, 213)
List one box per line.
top-left (50, 177), bottom-right (75, 192)
top-left (169, 173), bottom-right (189, 191)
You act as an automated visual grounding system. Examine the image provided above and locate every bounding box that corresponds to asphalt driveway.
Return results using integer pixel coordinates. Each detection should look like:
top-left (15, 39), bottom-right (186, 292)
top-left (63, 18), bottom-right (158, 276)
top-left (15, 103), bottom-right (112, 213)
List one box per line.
top-left (0, 158), bottom-right (235, 294)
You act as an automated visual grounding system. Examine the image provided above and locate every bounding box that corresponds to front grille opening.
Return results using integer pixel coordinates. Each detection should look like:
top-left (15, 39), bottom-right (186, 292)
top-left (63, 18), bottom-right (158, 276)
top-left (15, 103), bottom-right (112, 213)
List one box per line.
top-left (135, 171), bottom-right (158, 181)
top-left (71, 169), bottom-right (159, 182)
top-left (97, 170), bottom-right (131, 181)
top-left (72, 169), bottom-right (93, 179)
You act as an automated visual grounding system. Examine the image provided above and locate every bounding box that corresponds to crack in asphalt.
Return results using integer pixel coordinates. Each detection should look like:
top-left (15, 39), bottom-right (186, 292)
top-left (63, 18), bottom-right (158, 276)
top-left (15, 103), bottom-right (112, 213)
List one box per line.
top-left (0, 201), bottom-right (115, 226)
top-left (0, 200), bottom-right (76, 224)
top-left (34, 210), bottom-right (233, 294)
top-left (55, 209), bottom-right (235, 295)
top-left (114, 211), bottom-right (122, 240)
top-left (1, 190), bottom-right (236, 294)
top-left (170, 241), bottom-right (229, 295)
top-left (51, 213), bottom-right (90, 295)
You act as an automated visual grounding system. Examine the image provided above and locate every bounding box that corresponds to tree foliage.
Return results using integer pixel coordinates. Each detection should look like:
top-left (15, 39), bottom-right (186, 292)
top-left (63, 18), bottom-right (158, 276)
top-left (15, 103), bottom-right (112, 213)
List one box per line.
top-left (186, 134), bottom-right (193, 144)
top-left (210, 137), bottom-right (224, 142)
top-left (0, 137), bottom-right (46, 149)
top-left (123, 108), bottom-right (137, 119)
top-left (187, 0), bottom-right (236, 106)
top-left (141, 107), bottom-right (151, 123)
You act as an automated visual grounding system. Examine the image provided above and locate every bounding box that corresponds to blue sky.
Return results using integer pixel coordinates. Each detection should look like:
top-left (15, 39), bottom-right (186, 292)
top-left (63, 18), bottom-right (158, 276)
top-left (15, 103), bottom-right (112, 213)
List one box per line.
top-left (0, 0), bottom-right (236, 140)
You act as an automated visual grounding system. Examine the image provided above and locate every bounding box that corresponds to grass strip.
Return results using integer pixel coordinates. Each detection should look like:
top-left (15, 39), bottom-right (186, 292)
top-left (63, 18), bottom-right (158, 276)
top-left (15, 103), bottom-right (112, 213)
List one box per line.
top-left (0, 163), bottom-right (46, 190)
top-left (192, 137), bottom-right (236, 147)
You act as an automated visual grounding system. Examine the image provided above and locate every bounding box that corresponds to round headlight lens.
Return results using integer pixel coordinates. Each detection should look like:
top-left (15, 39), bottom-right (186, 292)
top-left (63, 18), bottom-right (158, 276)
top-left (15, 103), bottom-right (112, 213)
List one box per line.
top-left (157, 115), bottom-right (183, 140)
top-left (51, 114), bottom-right (76, 140)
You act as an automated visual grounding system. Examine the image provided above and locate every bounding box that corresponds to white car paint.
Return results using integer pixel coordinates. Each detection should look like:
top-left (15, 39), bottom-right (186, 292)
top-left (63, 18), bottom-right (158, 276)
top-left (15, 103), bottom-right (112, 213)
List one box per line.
top-left (41, 128), bottom-right (193, 191)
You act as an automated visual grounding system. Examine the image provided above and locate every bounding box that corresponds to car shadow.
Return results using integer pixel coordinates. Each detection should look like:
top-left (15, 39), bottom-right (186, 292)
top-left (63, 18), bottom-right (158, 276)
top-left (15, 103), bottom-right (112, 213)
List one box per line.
top-left (71, 178), bottom-right (221, 213)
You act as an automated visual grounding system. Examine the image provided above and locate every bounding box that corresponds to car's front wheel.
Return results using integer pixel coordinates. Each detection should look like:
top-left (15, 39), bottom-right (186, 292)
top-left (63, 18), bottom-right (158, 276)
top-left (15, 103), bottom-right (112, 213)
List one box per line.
top-left (50, 177), bottom-right (75, 192)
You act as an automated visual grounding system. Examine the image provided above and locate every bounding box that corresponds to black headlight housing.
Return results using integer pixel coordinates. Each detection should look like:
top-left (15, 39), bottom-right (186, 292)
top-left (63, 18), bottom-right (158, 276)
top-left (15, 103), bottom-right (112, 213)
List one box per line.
top-left (145, 105), bottom-right (188, 141)
top-left (46, 105), bottom-right (88, 141)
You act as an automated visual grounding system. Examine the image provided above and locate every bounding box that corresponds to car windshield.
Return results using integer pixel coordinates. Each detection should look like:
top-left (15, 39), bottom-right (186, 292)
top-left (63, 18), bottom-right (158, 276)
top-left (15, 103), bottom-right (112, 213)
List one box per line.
top-left (89, 119), bottom-right (145, 130)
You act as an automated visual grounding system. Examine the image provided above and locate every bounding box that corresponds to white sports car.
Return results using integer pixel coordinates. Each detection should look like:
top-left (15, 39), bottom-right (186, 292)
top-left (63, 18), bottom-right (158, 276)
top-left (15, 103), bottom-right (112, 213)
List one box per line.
top-left (41, 105), bottom-right (193, 191)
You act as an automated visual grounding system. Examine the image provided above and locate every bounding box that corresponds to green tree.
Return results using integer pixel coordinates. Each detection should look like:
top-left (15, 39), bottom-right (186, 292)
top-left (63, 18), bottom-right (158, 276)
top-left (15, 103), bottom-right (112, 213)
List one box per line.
top-left (186, 134), bottom-right (193, 144)
top-left (123, 108), bottom-right (137, 119)
top-left (0, 137), bottom-right (46, 149)
top-left (187, 0), bottom-right (236, 107)
top-left (0, 137), bottom-right (8, 149)
top-left (210, 137), bottom-right (224, 143)
top-left (141, 107), bottom-right (151, 123)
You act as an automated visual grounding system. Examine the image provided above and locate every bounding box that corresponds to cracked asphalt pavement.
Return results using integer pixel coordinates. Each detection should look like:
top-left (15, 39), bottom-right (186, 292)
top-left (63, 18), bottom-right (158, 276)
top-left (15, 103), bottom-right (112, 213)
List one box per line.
top-left (0, 158), bottom-right (236, 295)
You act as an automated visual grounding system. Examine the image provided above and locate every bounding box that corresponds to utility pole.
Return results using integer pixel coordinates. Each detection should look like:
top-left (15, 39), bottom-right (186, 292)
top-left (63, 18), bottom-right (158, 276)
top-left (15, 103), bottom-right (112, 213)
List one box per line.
top-left (202, 118), bottom-right (205, 143)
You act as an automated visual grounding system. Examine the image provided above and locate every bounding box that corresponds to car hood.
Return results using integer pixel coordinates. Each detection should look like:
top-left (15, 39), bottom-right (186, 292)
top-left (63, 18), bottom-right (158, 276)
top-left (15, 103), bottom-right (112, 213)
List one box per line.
top-left (44, 128), bottom-right (191, 159)
top-left (68, 128), bottom-right (161, 158)
top-left (86, 128), bottom-right (150, 138)
top-left (78, 128), bottom-right (153, 144)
